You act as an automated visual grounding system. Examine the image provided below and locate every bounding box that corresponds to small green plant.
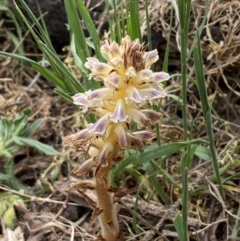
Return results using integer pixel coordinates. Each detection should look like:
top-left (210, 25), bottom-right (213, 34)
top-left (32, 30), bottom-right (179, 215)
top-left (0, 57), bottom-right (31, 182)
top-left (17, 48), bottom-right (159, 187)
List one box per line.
top-left (0, 109), bottom-right (58, 230)
top-left (0, 108), bottom-right (58, 160)
top-left (0, 192), bottom-right (25, 230)
top-left (0, 0), bottom-right (25, 55)
top-left (0, 109), bottom-right (58, 190)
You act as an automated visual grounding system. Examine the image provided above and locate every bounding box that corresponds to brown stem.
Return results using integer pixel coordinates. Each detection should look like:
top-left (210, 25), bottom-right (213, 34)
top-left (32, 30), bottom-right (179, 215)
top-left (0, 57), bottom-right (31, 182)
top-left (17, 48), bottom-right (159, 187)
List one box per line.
top-left (95, 160), bottom-right (119, 241)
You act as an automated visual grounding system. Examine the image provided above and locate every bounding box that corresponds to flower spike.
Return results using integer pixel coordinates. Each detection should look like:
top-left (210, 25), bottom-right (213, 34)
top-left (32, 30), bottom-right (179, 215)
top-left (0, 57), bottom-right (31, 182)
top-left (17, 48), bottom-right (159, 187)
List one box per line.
top-left (65, 35), bottom-right (169, 241)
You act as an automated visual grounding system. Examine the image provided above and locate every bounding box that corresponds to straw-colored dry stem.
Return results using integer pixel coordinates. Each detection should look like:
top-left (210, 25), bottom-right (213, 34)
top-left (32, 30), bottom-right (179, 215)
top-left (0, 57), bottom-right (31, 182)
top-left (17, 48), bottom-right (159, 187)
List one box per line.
top-left (95, 161), bottom-right (119, 241)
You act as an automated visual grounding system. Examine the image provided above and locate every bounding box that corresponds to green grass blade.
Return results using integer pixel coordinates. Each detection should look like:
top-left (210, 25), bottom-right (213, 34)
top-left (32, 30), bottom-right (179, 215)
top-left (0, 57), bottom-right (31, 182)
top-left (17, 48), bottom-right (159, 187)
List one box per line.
top-left (105, 0), bottom-right (115, 41)
top-left (129, 0), bottom-right (141, 40)
top-left (187, 0), bottom-right (209, 60)
top-left (0, 51), bottom-right (69, 93)
top-left (162, 6), bottom-right (173, 73)
top-left (55, 88), bottom-right (73, 102)
top-left (194, 145), bottom-right (211, 161)
top-left (181, 165), bottom-right (189, 241)
top-left (231, 204), bottom-right (240, 241)
top-left (177, 1), bottom-right (192, 239)
top-left (15, 0), bottom-right (56, 54)
top-left (137, 140), bottom-right (208, 164)
top-left (150, 160), bottom-right (181, 189)
top-left (112, 0), bottom-right (121, 41)
top-left (119, 3), bottom-right (126, 38)
top-left (75, 0), bottom-right (102, 61)
top-left (5, 31), bottom-right (24, 55)
top-left (177, 0), bottom-right (191, 140)
top-left (64, 0), bottom-right (90, 64)
top-left (12, 136), bottom-right (58, 155)
top-left (193, 33), bottom-right (225, 201)
top-left (111, 152), bottom-right (139, 186)
top-left (13, 1), bottom-right (85, 95)
top-left (144, 0), bottom-right (151, 50)
top-left (32, 64), bottom-right (69, 90)
top-left (173, 215), bottom-right (185, 241)
top-left (221, 172), bottom-right (240, 185)
top-left (143, 161), bottom-right (169, 204)
top-left (40, 43), bottom-right (85, 93)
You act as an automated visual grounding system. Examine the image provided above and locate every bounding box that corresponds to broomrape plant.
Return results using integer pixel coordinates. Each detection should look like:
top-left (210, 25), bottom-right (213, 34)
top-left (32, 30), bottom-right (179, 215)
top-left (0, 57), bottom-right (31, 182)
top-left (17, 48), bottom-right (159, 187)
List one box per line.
top-left (64, 35), bottom-right (169, 241)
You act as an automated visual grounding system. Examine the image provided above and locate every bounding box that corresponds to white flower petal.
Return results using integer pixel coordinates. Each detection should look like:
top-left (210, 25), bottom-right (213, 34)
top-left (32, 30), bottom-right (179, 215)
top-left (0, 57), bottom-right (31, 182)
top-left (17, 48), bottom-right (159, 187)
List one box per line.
top-left (125, 66), bottom-right (137, 79)
top-left (126, 108), bottom-right (148, 126)
top-left (110, 41), bottom-right (122, 56)
top-left (121, 35), bottom-right (132, 52)
top-left (125, 86), bottom-right (145, 104)
top-left (64, 129), bottom-right (93, 144)
top-left (73, 93), bottom-right (88, 106)
top-left (72, 158), bottom-right (95, 176)
top-left (138, 87), bottom-right (166, 100)
top-left (73, 91), bottom-right (105, 110)
top-left (114, 124), bottom-right (128, 148)
top-left (88, 114), bottom-right (110, 135)
top-left (97, 142), bottom-right (114, 167)
top-left (132, 131), bottom-right (155, 141)
top-left (110, 57), bottom-right (124, 69)
top-left (88, 88), bottom-right (114, 101)
top-left (101, 42), bottom-right (113, 59)
top-left (153, 72), bottom-right (170, 82)
top-left (105, 75), bottom-right (121, 89)
top-left (84, 57), bottom-right (99, 69)
top-left (127, 133), bottom-right (144, 151)
top-left (144, 49), bottom-right (159, 68)
top-left (141, 110), bottom-right (161, 123)
top-left (137, 69), bottom-right (153, 81)
top-left (85, 57), bottom-right (114, 77)
top-left (110, 100), bottom-right (128, 123)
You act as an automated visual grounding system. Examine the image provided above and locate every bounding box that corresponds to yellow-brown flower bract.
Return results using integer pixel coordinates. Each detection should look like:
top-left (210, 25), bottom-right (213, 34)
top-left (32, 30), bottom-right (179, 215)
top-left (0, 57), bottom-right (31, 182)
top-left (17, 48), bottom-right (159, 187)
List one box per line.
top-left (65, 35), bottom-right (169, 174)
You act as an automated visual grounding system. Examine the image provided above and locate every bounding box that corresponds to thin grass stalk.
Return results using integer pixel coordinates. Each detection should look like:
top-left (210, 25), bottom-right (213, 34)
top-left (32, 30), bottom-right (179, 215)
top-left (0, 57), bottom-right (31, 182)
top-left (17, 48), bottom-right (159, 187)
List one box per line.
top-left (154, 5), bottom-right (174, 147)
top-left (193, 33), bottom-right (225, 201)
top-left (162, 6), bottom-right (173, 73)
top-left (15, 0), bottom-right (56, 54)
top-left (64, 0), bottom-right (89, 64)
top-left (120, 3), bottom-right (126, 38)
top-left (112, 0), bottom-right (121, 42)
top-left (187, 0), bottom-right (209, 61)
top-left (105, 0), bottom-right (116, 41)
top-left (144, 0), bottom-right (152, 50)
top-left (129, 0), bottom-right (141, 41)
top-left (137, 139), bottom-right (208, 164)
top-left (177, 0), bottom-right (191, 140)
top-left (75, 0), bottom-right (102, 61)
top-left (14, 1), bottom-right (85, 95)
top-left (132, 189), bottom-right (140, 233)
top-left (173, 215), bottom-right (185, 241)
top-left (177, 0), bottom-right (192, 240)
top-left (231, 205), bottom-right (240, 240)
top-left (150, 160), bottom-right (181, 189)
top-left (144, 162), bottom-right (169, 204)
top-left (182, 164), bottom-right (189, 241)
top-left (64, 0), bottom-right (101, 90)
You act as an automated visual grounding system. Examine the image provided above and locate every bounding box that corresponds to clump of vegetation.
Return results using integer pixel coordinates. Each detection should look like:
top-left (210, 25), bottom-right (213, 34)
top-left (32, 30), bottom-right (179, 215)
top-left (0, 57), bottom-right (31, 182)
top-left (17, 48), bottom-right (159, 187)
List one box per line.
top-left (0, 109), bottom-right (58, 230)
